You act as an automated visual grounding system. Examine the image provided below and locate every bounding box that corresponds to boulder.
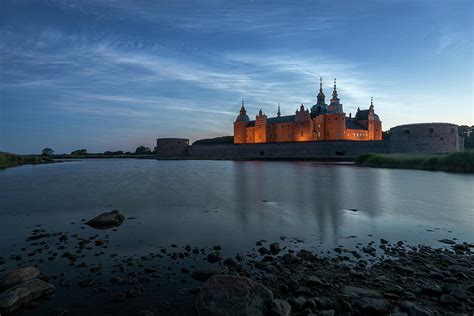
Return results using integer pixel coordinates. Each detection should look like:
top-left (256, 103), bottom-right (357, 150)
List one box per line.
top-left (85, 210), bottom-right (125, 229)
top-left (191, 266), bottom-right (229, 281)
top-left (0, 279), bottom-right (55, 313)
top-left (195, 275), bottom-right (273, 316)
top-left (400, 301), bottom-right (433, 316)
top-left (355, 297), bottom-right (390, 314)
top-left (269, 299), bottom-right (291, 316)
top-left (0, 267), bottom-right (41, 291)
top-left (341, 286), bottom-right (383, 299)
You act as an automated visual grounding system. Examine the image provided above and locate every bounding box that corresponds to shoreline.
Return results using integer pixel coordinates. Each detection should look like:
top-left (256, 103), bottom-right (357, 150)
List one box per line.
top-left (0, 220), bottom-right (472, 315)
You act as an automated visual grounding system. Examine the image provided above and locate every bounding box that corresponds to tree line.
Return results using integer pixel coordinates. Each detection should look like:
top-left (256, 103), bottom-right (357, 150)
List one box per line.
top-left (41, 146), bottom-right (155, 156)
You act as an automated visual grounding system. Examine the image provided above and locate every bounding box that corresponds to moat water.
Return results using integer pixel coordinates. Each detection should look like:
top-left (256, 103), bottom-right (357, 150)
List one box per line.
top-left (0, 159), bottom-right (473, 314)
top-left (1, 159), bottom-right (472, 255)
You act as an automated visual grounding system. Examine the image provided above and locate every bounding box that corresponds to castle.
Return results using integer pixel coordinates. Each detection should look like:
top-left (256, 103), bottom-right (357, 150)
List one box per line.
top-left (234, 79), bottom-right (382, 144)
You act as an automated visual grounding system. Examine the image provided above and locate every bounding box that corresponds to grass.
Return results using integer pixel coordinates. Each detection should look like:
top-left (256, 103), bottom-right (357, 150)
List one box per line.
top-left (356, 151), bottom-right (474, 173)
top-left (0, 152), bottom-right (54, 169)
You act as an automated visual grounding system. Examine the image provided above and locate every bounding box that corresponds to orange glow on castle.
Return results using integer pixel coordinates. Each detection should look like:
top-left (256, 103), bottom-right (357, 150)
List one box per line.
top-left (234, 78), bottom-right (382, 144)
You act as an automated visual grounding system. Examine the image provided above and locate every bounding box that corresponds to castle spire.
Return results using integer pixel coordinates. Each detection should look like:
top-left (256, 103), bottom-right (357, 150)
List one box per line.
top-left (369, 97), bottom-right (374, 111)
top-left (316, 77), bottom-right (326, 106)
top-left (277, 103), bottom-right (281, 117)
top-left (332, 78), bottom-right (338, 98)
top-left (239, 98), bottom-right (246, 115)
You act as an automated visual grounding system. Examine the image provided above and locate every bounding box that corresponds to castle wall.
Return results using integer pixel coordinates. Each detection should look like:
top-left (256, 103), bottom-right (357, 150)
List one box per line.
top-left (390, 123), bottom-right (461, 154)
top-left (156, 138), bottom-right (190, 157)
top-left (188, 140), bottom-right (390, 158)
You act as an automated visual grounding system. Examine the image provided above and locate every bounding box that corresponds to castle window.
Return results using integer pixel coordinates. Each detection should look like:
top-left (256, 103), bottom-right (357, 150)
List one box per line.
top-left (300, 131), bottom-right (303, 137)
top-left (440, 137), bottom-right (444, 140)
top-left (429, 128), bottom-right (434, 134)
top-left (451, 128), bottom-right (455, 133)
top-left (403, 130), bottom-right (410, 134)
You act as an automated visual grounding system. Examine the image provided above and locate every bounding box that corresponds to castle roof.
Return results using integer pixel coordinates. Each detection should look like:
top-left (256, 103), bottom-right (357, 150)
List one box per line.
top-left (355, 109), bottom-right (380, 121)
top-left (247, 115), bottom-right (295, 127)
top-left (345, 118), bottom-right (366, 130)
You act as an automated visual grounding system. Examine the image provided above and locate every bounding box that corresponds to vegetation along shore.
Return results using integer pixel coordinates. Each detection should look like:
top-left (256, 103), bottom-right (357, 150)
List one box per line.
top-left (356, 151), bottom-right (474, 173)
top-left (0, 152), bottom-right (53, 169)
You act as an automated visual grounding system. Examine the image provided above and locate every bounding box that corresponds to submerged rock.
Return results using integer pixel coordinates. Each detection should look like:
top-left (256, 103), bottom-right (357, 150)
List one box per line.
top-left (195, 275), bottom-right (273, 316)
top-left (85, 210), bottom-right (125, 229)
top-left (191, 266), bottom-right (229, 281)
top-left (0, 267), bottom-right (41, 291)
top-left (0, 279), bottom-right (55, 314)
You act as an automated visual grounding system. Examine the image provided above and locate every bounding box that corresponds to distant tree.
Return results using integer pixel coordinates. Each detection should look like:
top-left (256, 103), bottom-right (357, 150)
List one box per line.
top-left (382, 130), bottom-right (391, 140)
top-left (193, 136), bottom-right (234, 145)
top-left (135, 146), bottom-right (151, 155)
top-left (459, 125), bottom-right (474, 149)
top-left (71, 149), bottom-right (87, 155)
top-left (104, 150), bottom-right (124, 155)
top-left (41, 148), bottom-right (54, 156)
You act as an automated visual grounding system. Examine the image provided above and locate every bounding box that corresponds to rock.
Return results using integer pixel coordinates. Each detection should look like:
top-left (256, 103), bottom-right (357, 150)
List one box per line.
top-left (0, 279), bottom-right (55, 314)
top-left (0, 267), bottom-right (41, 291)
top-left (85, 210), bottom-right (125, 229)
top-left (387, 284), bottom-right (403, 294)
top-left (111, 292), bottom-right (126, 302)
top-left (453, 243), bottom-right (468, 252)
top-left (380, 239), bottom-right (388, 244)
top-left (290, 296), bottom-right (306, 309)
top-left (304, 275), bottom-right (323, 286)
top-left (341, 286), bottom-right (382, 298)
top-left (269, 243), bottom-right (280, 254)
top-left (191, 266), bottom-right (229, 281)
top-left (207, 252), bottom-right (221, 263)
top-left (314, 297), bottom-right (335, 309)
top-left (319, 310), bottom-right (335, 316)
top-left (439, 294), bottom-right (459, 306)
top-left (195, 275), bottom-right (273, 316)
top-left (258, 247), bottom-right (270, 255)
top-left (269, 299), bottom-right (291, 316)
top-left (223, 257), bottom-right (238, 267)
top-left (438, 239), bottom-right (456, 245)
top-left (355, 297), bottom-right (390, 314)
top-left (78, 278), bottom-right (95, 288)
top-left (138, 310), bottom-right (154, 316)
top-left (59, 234), bottom-right (68, 242)
top-left (421, 282), bottom-right (442, 296)
top-left (400, 301), bottom-right (433, 316)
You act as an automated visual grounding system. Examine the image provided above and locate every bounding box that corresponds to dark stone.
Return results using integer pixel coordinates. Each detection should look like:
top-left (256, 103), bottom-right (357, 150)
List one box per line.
top-left (269, 243), bottom-right (280, 254)
top-left (85, 210), bottom-right (125, 229)
top-left (195, 275), bottom-right (273, 316)
top-left (269, 299), bottom-right (291, 316)
top-left (0, 279), bottom-right (55, 314)
top-left (0, 267), bottom-right (41, 291)
top-left (207, 252), bottom-right (221, 263)
top-left (438, 239), bottom-right (456, 245)
top-left (191, 266), bottom-right (229, 281)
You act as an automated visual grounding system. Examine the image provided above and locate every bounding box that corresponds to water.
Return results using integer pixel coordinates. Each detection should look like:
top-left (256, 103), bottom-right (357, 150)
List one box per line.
top-left (0, 159), bottom-right (473, 314)
top-left (1, 159), bottom-right (473, 255)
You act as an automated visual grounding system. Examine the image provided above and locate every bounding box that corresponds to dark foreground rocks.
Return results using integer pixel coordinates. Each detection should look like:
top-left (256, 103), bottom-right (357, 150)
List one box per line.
top-left (0, 267), bottom-right (55, 314)
top-left (193, 242), bottom-right (473, 315)
top-left (195, 275), bottom-right (273, 316)
top-left (85, 210), bottom-right (125, 229)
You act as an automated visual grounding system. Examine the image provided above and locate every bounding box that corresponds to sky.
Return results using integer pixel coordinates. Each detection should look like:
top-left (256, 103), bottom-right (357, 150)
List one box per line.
top-left (0, 0), bottom-right (472, 154)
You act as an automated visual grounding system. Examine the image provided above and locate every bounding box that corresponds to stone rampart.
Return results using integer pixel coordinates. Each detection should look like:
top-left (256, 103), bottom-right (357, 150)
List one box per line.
top-left (188, 140), bottom-right (391, 158)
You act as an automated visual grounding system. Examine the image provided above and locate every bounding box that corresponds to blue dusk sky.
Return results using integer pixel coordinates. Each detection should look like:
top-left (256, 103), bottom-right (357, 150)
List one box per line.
top-left (0, 0), bottom-right (472, 154)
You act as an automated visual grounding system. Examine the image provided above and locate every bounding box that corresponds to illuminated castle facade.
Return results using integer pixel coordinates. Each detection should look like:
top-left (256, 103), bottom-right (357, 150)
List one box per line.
top-left (234, 79), bottom-right (382, 144)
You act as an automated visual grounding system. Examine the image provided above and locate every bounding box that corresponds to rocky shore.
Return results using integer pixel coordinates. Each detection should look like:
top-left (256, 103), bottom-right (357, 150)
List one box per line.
top-left (0, 211), bottom-right (472, 315)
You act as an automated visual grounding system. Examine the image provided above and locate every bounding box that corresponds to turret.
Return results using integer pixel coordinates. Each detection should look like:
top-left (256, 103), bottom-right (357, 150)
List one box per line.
top-left (234, 99), bottom-right (250, 144)
top-left (328, 78), bottom-right (344, 114)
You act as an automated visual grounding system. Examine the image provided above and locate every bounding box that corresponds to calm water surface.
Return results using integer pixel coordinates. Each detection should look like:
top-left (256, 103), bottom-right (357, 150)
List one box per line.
top-left (1, 159), bottom-right (473, 257)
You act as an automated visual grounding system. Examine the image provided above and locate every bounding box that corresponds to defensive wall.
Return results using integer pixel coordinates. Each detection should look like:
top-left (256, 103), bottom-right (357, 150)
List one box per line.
top-left (189, 140), bottom-right (390, 158)
top-left (156, 123), bottom-right (463, 159)
top-left (390, 123), bottom-right (462, 154)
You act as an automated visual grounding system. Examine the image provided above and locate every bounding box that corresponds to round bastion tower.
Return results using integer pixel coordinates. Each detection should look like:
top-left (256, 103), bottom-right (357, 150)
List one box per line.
top-left (234, 99), bottom-right (250, 144)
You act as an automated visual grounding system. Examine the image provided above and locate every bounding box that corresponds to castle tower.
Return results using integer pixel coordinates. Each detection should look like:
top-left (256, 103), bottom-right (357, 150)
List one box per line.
top-left (277, 104), bottom-right (281, 117)
top-left (367, 97), bottom-right (376, 140)
top-left (233, 99), bottom-right (250, 144)
top-left (328, 78), bottom-right (344, 113)
top-left (316, 77), bottom-right (326, 106)
top-left (254, 108), bottom-right (268, 143)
